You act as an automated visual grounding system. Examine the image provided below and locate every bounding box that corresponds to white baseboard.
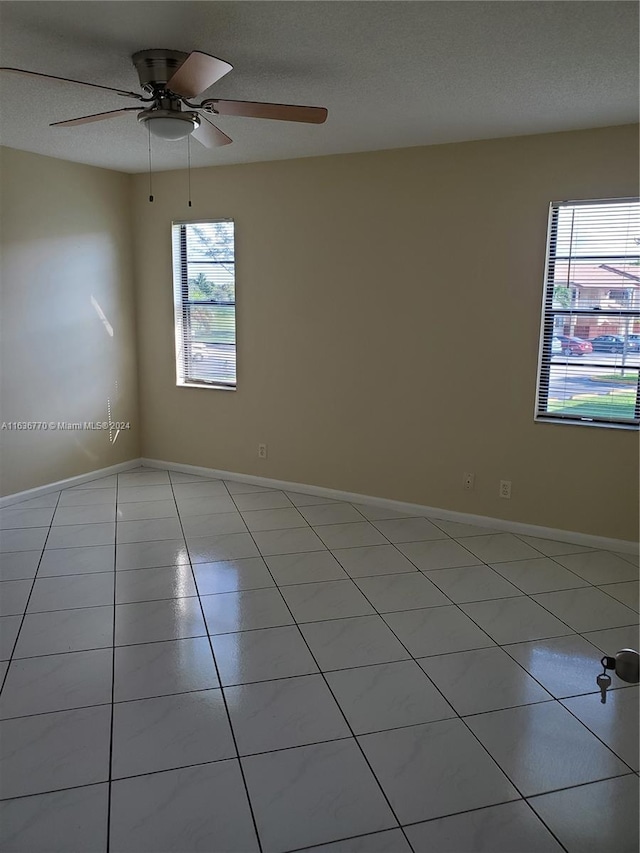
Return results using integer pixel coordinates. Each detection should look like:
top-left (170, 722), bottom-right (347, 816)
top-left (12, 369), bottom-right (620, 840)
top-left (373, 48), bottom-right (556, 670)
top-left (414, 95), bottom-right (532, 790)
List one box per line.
top-left (2, 455), bottom-right (636, 555)
top-left (142, 457), bottom-right (639, 555)
top-left (0, 459), bottom-right (143, 508)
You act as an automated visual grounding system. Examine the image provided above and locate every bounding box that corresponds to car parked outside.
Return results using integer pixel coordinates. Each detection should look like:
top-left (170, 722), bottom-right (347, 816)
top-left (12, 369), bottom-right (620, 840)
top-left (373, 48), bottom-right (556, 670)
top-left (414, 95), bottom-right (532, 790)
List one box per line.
top-left (556, 335), bottom-right (593, 356)
top-left (590, 335), bottom-right (640, 353)
top-left (552, 336), bottom-right (562, 355)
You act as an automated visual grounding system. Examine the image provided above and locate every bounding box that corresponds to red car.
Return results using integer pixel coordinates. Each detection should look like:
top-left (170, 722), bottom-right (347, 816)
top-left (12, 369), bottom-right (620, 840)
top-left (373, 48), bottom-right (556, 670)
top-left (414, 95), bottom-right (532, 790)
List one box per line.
top-left (556, 335), bottom-right (593, 356)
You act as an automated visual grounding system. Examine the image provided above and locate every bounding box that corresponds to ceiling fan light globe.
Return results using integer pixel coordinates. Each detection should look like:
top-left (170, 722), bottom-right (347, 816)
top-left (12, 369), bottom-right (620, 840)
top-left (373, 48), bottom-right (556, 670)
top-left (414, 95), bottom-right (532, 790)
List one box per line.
top-left (138, 111), bottom-right (200, 141)
top-left (150, 118), bottom-right (193, 140)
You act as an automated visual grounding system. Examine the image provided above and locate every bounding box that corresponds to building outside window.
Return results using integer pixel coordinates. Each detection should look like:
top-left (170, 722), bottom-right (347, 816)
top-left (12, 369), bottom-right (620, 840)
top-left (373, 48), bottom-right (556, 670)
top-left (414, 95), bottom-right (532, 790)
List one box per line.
top-left (536, 198), bottom-right (640, 428)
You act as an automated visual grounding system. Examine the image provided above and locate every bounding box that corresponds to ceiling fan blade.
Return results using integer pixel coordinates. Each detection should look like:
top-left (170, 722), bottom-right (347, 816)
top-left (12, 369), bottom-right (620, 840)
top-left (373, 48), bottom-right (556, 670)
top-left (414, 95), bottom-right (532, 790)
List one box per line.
top-left (167, 51), bottom-right (232, 98)
top-left (0, 67), bottom-right (142, 99)
top-left (192, 115), bottom-right (232, 148)
top-left (50, 108), bottom-right (142, 127)
top-left (203, 99), bottom-right (328, 124)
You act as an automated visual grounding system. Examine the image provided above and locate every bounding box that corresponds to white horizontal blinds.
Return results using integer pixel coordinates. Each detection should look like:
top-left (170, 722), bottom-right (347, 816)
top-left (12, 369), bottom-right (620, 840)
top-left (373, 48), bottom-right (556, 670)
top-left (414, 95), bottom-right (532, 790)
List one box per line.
top-left (536, 199), bottom-right (640, 426)
top-left (172, 220), bottom-right (236, 388)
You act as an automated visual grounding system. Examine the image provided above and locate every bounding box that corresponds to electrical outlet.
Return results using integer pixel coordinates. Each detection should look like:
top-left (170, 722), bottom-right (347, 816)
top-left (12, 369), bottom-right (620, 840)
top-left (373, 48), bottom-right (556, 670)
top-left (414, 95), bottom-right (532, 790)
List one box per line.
top-left (258, 443), bottom-right (267, 459)
top-left (499, 479), bottom-right (512, 499)
top-left (463, 472), bottom-right (475, 491)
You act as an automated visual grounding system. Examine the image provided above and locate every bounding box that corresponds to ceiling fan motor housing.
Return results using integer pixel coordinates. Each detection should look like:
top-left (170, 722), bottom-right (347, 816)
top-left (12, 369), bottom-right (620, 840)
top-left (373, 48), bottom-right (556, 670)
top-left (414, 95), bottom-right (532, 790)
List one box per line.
top-left (133, 50), bottom-right (200, 140)
top-left (132, 49), bottom-right (188, 90)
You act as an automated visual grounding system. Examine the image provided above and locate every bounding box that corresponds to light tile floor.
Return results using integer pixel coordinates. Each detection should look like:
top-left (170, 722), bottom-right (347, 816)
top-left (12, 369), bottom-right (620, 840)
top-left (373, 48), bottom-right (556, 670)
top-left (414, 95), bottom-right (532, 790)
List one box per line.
top-left (0, 466), bottom-right (638, 853)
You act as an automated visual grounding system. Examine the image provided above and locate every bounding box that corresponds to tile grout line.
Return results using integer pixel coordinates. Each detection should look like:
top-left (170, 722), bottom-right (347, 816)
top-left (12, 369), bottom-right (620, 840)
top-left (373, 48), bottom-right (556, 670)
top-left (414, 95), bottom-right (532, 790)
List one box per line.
top-left (220, 483), bottom-right (418, 853)
top-left (3, 585), bottom-right (618, 615)
top-left (2, 675), bottom-right (637, 727)
top-left (313, 514), bottom-right (637, 851)
top-left (0, 489), bottom-right (64, 698)
top-left (251, 501), bottom-right (596, 853)
top-left (338, 552), bottom-right (577, 853)
top-left (352, 532), bottom-right (640, 778)
top-left (168, 471), bottom-right (265, 853)
top-left (485, 551), bottom-right (618, 589)
top-left (3, 632), bottom-right (636, 695)
top-left (351, 541), bottom-right (640, 826)
top-left (2, 559), bottom-right (638, 603)
top-left (551, 693), bottom-right (639, 775)
top-left (105, 470), bottom-right (119, 853)
top-left (4, 512), bottom-right (629, 574)
top-left (284, 826), bottom-right (409, 853)
top-left (3, 575), bottom-right (638, 612)
top-left (283, 768), bottom-right (639, 853)
top-left (1, 757), bottom-right (632, 814)
top-left (0, 692), bottom-right (555, 729)
top-left (323, 519), bottom-right (590, 691)
top-left (7, 626), bottom-right (639, 683)
top-left (364, 517), bottom-right (632, 663)
top-left (2, 600), bottom-right (640, 664)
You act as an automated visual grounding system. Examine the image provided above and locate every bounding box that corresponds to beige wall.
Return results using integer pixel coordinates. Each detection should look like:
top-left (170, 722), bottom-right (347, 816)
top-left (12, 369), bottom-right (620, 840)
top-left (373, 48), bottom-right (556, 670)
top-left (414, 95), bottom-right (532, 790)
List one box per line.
top-left (0, 147), bottom-right (139, 494)
top-left (2, 130), bottom-right (635, 537)
top-left (132, 125), bottom-right (639, 542)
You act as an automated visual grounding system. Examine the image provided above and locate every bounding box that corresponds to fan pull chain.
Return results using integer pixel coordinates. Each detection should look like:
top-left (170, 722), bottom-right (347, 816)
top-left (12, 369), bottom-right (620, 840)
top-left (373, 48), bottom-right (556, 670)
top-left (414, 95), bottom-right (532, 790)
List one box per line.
top-left (147, 124), bottom-right (154, 202)
top-left (187, 134), bottom-right (192, 207)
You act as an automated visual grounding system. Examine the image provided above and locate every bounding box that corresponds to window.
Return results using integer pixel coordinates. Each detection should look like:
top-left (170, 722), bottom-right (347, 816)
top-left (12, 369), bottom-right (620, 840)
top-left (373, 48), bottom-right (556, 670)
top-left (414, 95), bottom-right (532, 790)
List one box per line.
top-left (172, 220), bottom-right (236, 389)
top-left (536, 198), bottom-right (640, 428)
top-left (608, 290), bottom-right (632, 303)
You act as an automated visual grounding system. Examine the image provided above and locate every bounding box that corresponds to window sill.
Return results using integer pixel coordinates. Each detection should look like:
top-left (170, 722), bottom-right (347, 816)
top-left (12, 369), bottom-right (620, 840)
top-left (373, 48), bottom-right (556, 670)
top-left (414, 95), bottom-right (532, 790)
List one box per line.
top-left (535, 415), bottom-right (639, 431)
top-left (177, 382), bottom-right (237, 392)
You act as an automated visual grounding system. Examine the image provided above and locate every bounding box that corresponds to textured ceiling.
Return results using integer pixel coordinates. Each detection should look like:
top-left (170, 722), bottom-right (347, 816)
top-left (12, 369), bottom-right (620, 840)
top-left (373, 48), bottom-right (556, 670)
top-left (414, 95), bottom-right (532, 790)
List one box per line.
top-left (0, 1), bottom-right (637, 173)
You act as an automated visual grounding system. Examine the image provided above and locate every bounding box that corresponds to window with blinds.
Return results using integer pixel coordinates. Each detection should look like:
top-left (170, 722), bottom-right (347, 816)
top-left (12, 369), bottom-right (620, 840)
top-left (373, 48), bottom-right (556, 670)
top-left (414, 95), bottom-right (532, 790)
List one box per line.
top-left (536, 198), bottom-right (640, 428)
top-left (172, 220), bottom-right (236, 389)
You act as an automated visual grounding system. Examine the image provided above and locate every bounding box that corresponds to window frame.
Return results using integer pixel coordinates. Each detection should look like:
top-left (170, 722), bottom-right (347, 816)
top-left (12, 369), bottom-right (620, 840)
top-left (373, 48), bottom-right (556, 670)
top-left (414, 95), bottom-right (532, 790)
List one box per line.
top-left (171, 218), bottom-right (237, 391)
top-left (534, 197), bottom-right (640, 430)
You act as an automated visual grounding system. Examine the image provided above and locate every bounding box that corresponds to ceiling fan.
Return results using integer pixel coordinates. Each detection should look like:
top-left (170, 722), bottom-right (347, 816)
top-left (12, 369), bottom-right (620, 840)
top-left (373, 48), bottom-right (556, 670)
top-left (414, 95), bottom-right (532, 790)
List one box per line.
top-left (0, 49), bottom-right (328, 147)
